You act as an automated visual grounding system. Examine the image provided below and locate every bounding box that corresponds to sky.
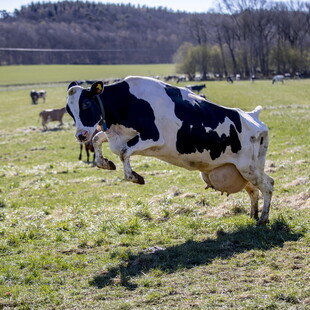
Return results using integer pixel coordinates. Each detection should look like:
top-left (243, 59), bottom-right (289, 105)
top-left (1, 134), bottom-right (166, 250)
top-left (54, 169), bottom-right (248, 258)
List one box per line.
top-left (0, 0), bottom-right (217, 13)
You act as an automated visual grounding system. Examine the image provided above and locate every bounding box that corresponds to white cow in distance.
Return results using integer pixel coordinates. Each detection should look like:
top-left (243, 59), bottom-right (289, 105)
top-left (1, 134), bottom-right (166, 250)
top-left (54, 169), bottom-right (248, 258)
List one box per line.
top-left (272, 75), bottom-right (284, 84)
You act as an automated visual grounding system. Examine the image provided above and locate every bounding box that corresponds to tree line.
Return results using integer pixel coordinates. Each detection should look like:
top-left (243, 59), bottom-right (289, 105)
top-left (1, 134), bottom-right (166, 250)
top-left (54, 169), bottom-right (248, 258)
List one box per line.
top-left (0, 2), bottom-right (192, 65)
top-left (0, 0), bottom-right (309, 78)
top-left (176, 0), bottom-right (310, 79)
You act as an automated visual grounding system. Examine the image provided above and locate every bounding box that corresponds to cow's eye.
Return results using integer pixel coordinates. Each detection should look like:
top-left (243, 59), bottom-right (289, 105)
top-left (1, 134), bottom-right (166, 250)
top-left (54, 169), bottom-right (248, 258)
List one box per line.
top-left (81, 100), bottom-right (92, 110)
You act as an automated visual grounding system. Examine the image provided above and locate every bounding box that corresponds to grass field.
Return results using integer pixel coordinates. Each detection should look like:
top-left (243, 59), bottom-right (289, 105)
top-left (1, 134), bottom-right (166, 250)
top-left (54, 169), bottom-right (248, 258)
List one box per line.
top-left (0, 66), bottom-right (309, 309)
top-left (0, 64), bottom-right (175, 86)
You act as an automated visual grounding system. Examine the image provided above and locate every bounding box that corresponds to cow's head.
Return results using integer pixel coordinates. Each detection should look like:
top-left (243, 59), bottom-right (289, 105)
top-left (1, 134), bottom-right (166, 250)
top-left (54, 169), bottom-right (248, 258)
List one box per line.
top-left (66, 81), bottom-right (103, 143)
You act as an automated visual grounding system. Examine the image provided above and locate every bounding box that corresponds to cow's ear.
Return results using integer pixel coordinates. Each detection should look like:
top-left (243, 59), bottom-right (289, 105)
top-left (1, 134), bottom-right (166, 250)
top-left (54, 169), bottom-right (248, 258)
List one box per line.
top-left (68, 81), bottom-right (78, 90)
top-left (90, 81), bottom-right (104, 96)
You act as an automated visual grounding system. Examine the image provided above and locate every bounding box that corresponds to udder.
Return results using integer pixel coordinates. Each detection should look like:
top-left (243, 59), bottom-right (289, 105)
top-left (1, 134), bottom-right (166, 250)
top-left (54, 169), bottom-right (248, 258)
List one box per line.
top-left (201, 164), bottom-right (248, 194)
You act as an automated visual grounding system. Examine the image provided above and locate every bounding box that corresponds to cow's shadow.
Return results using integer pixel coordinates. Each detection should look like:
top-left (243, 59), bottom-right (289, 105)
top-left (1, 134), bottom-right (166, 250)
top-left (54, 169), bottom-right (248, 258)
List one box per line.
top-left (90, 219), bottom-right (303, 290)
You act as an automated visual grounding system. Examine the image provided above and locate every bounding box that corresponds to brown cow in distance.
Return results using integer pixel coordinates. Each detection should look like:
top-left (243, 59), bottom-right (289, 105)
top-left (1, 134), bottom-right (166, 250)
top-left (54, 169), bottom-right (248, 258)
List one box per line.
top-left (39, 107), bottom-right (66, 130)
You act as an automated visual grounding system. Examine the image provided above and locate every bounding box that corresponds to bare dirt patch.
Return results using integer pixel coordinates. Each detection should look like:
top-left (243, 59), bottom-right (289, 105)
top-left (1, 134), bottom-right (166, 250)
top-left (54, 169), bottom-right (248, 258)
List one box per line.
top-left (281, 191), bottom-right (310, 209)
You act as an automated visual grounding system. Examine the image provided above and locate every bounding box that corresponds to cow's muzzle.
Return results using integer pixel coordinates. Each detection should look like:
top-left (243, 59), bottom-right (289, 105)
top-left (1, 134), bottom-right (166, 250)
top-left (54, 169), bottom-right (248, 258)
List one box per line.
top-left (76, 130), bottom-right (91, 143)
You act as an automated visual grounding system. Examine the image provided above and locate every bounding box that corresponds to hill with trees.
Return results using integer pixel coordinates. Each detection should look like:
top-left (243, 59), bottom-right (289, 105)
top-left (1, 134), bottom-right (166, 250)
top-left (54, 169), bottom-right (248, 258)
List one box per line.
top-left (0, 0), bottom-right (309, 78)
top-left (0, 2), bottom-right (193, 65)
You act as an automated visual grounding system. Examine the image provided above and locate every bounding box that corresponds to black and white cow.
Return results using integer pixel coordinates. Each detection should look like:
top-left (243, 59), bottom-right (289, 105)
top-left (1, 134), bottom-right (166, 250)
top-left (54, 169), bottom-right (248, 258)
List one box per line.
top-left (66, 76), bottom-right (274, 225)
top-left (186, 84), bottom-right (206, 93)
top-left (30, 90), bottom-right (46, 104)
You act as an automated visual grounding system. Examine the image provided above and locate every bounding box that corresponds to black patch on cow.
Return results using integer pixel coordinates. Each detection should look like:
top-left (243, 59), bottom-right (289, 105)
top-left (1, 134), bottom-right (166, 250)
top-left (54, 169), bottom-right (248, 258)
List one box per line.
top-left (127, 135), bottom-right (140, 147)
top-left (78, 90), bottom-right (101, 127)
top-left (101, 81), bottom-right (160, 147)
top-left (164, 85), bottom-right (242, 160)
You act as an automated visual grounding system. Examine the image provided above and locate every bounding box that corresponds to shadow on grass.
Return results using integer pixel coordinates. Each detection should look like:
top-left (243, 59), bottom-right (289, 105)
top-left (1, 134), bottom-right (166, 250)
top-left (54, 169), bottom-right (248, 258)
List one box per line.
top-left (90, 219), bottom-right (303, 290)
top-left (42, 126), bottom-right (65, 132)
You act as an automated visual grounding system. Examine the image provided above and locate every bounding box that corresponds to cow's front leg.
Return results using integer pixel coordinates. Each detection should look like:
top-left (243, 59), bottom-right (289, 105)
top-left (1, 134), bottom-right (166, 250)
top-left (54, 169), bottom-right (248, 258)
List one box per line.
top-left (120, 147), bottom-right (145, 184)
top-left (92, 131), bottom-right (116, 170)
top-left (119, 133), bottom-right (164, 185)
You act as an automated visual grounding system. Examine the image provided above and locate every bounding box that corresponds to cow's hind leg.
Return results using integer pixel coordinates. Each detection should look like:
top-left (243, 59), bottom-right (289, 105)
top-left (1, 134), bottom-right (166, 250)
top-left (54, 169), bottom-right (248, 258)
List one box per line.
top-left (241, 170), bottom-right (274, 225)
top-left (92, 131), bottom-right (116, 170)
top-left (256, 173), bottom-right (274, 225)
top-left (245, 182), bottom-right (259, 220)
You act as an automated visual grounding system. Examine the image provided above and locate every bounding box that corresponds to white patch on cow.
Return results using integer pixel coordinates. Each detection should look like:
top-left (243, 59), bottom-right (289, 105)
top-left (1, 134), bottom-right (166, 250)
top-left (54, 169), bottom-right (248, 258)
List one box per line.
top-left (125, 76), bottom-right (182, 151)
top-left (207, 117), bottom-right (236, 137)
top-left (237, 108), bottom-right (268, 136)
top-left (106, 124), bottom-right (138, 155)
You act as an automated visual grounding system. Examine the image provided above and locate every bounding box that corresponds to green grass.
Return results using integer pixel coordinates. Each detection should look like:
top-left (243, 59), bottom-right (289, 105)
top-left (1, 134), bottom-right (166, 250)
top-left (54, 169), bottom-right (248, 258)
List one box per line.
top-left (0, 71), bottom-right (309, 309)
top-left (0, 64), bottom-right (175, 86)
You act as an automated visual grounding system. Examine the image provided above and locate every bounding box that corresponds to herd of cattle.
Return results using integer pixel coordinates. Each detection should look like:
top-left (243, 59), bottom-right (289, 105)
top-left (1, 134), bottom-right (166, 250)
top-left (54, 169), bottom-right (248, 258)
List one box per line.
top-left (30, 74), bottom-right (289, 225)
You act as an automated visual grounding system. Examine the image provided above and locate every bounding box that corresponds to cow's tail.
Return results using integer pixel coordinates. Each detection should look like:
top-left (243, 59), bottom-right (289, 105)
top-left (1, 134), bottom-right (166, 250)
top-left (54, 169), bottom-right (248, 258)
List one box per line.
top-left (249, 105), bottom-right (263, 120)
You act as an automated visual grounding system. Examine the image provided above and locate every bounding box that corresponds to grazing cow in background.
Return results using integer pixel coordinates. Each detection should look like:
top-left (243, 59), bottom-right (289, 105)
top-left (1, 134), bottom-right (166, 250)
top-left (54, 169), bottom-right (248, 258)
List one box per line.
top-left (66, 76), bottom-right (274, 225)
top-left (30, 90), bottom-right (46, 104)
top-left (39, 107), bottom-right (66, 130)
top-left (164, 75), bottom-right (178, 82)
top-left (295, 72), bottom-right (301, 79)
top-left (176, 75), bottom-right (186, 83)
top-left (272, 75), bottom-right (284, 84)
top-left (79, 128), bottom-right (100, 164)
top-left (226, 76), bottom-right (234, 83)
top-left (185, 84), bottom-right (206, 93)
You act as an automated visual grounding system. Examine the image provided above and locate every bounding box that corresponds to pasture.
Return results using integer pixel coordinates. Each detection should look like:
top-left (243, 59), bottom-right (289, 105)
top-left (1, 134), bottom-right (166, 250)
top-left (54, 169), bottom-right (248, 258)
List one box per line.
top-left (0, 64), bottom-right (175, 86)
top-left (0, 67), bottom-right (309, 309)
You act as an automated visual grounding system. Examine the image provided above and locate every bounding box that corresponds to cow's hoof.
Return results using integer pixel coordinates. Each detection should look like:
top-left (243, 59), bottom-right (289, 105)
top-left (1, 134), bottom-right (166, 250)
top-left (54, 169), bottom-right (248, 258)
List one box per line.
top-left (128, 171), bottom-right (145, 185)
top-left (107, 160), bottom-right (116, 170)
top-left (96, 159), bottom-right (116, 170)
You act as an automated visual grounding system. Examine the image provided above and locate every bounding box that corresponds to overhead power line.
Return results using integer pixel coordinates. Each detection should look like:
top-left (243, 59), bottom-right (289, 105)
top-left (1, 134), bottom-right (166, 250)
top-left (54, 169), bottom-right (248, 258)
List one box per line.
top-left (0, 47), bottom-right (174, 52)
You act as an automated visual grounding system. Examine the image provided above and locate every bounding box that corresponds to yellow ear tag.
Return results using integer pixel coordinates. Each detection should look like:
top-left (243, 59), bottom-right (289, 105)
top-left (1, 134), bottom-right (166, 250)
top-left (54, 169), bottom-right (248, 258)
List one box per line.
top-left (96, 83), bottom-right (103, 94)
